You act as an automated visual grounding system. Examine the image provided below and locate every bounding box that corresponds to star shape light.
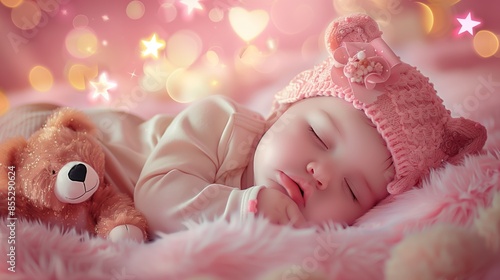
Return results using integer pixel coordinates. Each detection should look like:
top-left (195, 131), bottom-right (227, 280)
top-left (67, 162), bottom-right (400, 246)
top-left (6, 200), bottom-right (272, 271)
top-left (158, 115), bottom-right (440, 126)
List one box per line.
top-left (141, 34), bottom-right (165, 59)
top-left (180, 0), bottom-right (203, 14)
top-left (457, 12), bottom-right (481, 35)
top-left (90, 73), bottom-right (116, 101)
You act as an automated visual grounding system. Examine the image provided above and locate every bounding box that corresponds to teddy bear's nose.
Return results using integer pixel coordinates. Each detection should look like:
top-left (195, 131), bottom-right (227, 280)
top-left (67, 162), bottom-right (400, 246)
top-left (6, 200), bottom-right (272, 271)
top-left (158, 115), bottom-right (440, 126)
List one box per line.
top-left (68, 163), bottom-right (87, 182)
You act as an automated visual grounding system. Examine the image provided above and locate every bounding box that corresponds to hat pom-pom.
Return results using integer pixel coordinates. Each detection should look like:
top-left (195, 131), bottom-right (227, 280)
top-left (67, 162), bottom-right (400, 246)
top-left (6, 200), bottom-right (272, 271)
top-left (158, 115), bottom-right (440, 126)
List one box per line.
top-left (324, 13), bottom-right (383, 56)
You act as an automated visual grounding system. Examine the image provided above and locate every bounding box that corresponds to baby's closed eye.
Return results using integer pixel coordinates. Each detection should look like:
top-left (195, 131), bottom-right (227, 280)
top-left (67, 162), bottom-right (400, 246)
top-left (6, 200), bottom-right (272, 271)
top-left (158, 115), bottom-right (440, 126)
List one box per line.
top-left (308, 126), bottom-right (328, 149)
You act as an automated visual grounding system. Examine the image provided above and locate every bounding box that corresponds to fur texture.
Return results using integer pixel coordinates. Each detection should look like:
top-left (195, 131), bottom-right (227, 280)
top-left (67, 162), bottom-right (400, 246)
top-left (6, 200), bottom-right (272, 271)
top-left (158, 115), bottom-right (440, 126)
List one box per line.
top-left (1, 123), bottom-right (499, 279)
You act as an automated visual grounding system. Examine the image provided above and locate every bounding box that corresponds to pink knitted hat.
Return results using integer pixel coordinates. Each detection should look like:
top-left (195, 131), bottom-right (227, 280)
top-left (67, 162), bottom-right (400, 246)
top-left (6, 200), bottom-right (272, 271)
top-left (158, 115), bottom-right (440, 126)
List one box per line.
top-left (267, 14), bottom-right (487, 195)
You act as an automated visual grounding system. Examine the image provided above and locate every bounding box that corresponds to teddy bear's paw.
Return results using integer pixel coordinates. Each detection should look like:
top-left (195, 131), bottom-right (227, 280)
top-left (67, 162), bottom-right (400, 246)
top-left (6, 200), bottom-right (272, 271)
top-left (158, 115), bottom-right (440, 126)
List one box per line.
top-left (108, 224), bottom-right (144, 243)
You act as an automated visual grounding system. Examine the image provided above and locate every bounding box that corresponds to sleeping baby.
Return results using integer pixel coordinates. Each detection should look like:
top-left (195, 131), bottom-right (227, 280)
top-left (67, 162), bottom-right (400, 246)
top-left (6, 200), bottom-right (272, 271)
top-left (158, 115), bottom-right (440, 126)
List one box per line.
top-left (0, 14), bottom-right (487, 237)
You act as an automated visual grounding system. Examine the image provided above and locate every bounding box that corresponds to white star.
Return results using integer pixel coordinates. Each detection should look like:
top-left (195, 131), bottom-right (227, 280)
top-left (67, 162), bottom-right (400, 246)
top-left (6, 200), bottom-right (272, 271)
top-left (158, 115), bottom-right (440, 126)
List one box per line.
top-left (90, 73), bottom-right (116, 101)
top-left (141, 34), bottom-right (165, 59)
top-left (457, 12), bottom-right (481, 35)
top-left (129, 69), bottom-right (137, 78)
top-left (180, 0), bottom-right (203, 14)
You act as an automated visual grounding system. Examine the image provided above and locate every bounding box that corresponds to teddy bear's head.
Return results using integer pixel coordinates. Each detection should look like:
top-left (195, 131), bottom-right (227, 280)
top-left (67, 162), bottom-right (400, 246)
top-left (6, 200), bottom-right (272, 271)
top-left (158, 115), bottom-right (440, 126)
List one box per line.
top-left (0, 108), bottom-right (105, 211)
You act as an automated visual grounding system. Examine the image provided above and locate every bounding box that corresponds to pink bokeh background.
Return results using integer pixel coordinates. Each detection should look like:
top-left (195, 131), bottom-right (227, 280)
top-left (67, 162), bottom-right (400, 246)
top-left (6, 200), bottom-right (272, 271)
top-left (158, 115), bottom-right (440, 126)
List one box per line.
top-left (0, 0), bottom-right (499, 120)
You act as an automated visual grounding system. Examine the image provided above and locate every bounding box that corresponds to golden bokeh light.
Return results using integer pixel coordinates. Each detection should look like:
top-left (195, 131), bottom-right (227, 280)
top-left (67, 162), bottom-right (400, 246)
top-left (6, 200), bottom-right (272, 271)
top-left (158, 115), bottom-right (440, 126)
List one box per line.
top-left (166, 68), bottom-right (210, 103)
top-left (140, 58), bottom-right (176, 92)
top-left (67, 63), bottom-right (99, 90)
top-left (1, 0), bottom-right (22, 8)
top-left (29, 65), bottom-right (53, 92)
top-left (239, 45), bottom-right (263, 67)
top-left (415, 2), bottom-right (434, 34)
top-left (0, 89), bottom-right (9, 116)
top-left (126, 1), bottom-right (145, 20)
top-left (473, 30), bottom-right (499, 58)
top-left (11, 0), bottom-right (41, 30)
top-left (65, 27), bottom-right (98, 58)
top-left (424, 3), bottom-right (452, 37)
top-left (166, 30), bottom-right (202, 67)
top-left (205, 50), bottom-right (220, 66)
top-left (332, 0), bottom-right (363, 14)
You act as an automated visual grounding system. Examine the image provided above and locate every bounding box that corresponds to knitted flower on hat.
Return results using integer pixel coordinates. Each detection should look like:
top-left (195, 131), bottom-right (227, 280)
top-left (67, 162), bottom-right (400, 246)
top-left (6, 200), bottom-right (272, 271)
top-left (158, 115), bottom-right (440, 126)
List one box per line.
top-left (267, 14), bottom-right (487, 195)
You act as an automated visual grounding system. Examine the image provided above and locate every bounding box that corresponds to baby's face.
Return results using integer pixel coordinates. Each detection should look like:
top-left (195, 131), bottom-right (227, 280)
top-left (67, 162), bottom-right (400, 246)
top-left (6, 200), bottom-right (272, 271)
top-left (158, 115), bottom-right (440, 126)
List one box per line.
top-left (253, 96), bottom-right (395, 226)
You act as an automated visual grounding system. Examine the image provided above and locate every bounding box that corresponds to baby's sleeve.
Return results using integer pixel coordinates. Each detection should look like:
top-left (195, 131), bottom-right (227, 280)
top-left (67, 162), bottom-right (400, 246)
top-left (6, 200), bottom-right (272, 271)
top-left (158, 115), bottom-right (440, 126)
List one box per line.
top-left (134, 96), bottom-right (266, 234)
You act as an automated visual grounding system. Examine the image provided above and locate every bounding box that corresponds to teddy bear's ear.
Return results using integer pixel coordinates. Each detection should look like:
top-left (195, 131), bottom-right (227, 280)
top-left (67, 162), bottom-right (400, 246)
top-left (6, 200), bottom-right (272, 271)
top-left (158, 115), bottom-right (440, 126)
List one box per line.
top-left (0, 137), bottom-right (27, 189)
top-left (44, 108), bottom-right (97, 135)
top-left (324, 13), bottom-right (383, 56)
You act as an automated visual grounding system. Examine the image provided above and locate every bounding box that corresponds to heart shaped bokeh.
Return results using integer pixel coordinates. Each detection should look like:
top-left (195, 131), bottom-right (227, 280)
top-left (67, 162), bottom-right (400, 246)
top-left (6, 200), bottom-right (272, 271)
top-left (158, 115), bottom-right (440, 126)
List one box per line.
top-left (229, 7), bottom-right (269, 42)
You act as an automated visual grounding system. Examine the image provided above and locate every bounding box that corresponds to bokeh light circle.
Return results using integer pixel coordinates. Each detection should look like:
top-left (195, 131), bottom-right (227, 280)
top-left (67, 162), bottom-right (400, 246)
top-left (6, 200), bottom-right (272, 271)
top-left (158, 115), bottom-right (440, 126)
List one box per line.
top-left (65, 27), bottom-right (98, 58)
top-left (415, 2), bottom-right (434, 34)
top-left (209, 8), bottom-right (224, 22)
top-left (166, 30), bottom-right (202, 67)
top-left (158, 3), bottom-right (177, 23)
top-left (29, 66), bottom-right (53, 92)
top-left (205, 50), bottom-right (220, 66)
top-left (67, 63), bottom-right (99, 90)
top-left (473, 30), bottom-right (499, 58)
top-left (126, 1), bottom-right (145, 20)
top-left (1, 0), bottom-right (22, 8)
top-left (166, 68), bottom-right (210, 103)
top-left (0, 89), bottom-right (9, 116)
top-left (271, 0), bottom-right (314, 35)
top-left (11, 0), bottom-right (41, 30)
top-left (333, 0), bottom-right (364, 14)
top-left (140, 58), bottom-right (176, 92)
top-left (301, 35), bottom-right (321, 59)
top-left (73, 14), bottom-right (89, 28)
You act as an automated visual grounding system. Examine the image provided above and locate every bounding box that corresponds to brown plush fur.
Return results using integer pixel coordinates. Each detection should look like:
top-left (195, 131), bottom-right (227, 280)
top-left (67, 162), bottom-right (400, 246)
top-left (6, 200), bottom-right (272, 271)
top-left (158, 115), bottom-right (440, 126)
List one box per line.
top-left (0, 108), bottom-right (148, 240)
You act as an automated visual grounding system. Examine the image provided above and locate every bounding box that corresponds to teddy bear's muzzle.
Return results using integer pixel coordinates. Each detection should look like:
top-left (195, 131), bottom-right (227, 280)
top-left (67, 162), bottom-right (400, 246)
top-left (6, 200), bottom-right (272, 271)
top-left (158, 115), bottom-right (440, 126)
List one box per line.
top-left (55, 161), bottom-right (100, 204)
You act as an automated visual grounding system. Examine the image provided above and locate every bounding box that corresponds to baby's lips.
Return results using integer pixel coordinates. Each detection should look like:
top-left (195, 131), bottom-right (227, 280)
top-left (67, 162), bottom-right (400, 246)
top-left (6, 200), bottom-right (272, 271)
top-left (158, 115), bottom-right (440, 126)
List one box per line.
top-left (279, 172), bottom-right (305, 208)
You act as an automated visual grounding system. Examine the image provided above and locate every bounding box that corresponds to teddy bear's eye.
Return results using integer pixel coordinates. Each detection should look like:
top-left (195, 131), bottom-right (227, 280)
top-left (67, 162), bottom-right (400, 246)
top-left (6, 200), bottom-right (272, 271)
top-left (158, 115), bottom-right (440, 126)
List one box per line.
top-left (51, 170), bottom-right (56, 175)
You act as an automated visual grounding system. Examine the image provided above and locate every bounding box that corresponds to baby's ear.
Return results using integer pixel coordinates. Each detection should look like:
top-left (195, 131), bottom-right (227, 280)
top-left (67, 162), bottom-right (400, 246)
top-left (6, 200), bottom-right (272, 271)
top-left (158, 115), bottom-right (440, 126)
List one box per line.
top-left (324, 13), bottom-right (383, 56)
top-left (440, 117), bottom-right (487, 164)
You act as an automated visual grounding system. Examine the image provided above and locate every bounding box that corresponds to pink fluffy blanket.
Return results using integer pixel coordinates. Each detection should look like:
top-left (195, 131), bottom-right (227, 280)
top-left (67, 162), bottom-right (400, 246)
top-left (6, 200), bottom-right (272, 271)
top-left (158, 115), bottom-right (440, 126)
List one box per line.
top-left (2, 116), bottom-right (500, 280)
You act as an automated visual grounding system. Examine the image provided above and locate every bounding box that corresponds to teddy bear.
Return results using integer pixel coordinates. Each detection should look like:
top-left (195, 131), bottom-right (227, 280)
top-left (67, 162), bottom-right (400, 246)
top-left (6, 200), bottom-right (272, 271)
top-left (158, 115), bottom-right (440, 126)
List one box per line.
top-left (0, 107), bottom-right (148, 242)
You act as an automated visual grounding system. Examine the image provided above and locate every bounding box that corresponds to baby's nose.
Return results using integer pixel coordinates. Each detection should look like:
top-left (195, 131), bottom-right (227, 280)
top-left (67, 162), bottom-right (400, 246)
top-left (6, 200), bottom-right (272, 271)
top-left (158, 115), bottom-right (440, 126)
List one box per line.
top-left (307, 162), bottom-right (328, 190)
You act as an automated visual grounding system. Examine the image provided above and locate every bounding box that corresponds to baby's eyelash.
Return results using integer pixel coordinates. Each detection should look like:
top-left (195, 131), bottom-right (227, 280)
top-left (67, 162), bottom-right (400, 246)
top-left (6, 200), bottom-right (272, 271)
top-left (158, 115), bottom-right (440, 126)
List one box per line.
top-left (308, 126), bottom-right (328, 149)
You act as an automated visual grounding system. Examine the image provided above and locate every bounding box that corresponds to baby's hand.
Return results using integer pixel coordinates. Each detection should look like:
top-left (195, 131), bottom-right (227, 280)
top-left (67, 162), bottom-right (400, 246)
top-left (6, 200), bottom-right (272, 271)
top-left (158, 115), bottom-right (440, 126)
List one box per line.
top-left (256, 187), bottom-right (307, 228)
